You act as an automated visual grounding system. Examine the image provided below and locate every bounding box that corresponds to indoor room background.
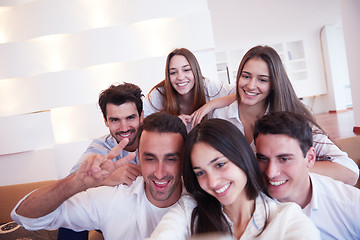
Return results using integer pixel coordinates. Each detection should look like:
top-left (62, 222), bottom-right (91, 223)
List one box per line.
top-left (0, 0), bottom-right (359, 186)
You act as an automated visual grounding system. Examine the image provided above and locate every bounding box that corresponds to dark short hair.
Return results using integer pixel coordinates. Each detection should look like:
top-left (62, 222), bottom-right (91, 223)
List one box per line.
top-left (98, 82), bottom-right (143, 119)
top-left (253, 111), bottom-right (313, 157)
top-left (138, 112), bottom-right (187, 142)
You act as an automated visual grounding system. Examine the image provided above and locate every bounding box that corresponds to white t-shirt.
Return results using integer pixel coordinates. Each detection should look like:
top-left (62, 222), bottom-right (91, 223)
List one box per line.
top-left (303, 173), bottom-right (360, 239)
top-left (11, 177), bottom-right (179, 240)
top-left (148, 193), bottom-right (320, 240)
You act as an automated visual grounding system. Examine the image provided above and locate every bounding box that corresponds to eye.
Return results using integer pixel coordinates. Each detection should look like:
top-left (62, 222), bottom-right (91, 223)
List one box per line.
top-left (259, 78), bottom-right (268, 82)
top-left (280, 157), bottom-right (290, 162)
top-left (167, 157), bottom-right (177, 162)
top-left (170, 71), bottom-right (176, 75)
top-left (216, 162), bottom-right (225, 168)
top-left (184, 68), bottom-right (192, 72)
top-left (241, 74), bottom-right (250, 79)
top-left (257, 156), bottom-right (268, 162)
top-left (194, 170), bottom-right (205, 177)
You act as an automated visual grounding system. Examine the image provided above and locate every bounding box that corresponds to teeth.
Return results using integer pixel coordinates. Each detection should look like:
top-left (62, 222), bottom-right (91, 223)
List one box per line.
top-left (177, 82), bottom-right (188, 87)
top-left (245, 91), bottom-right (258, 96)
top-left (155, 181), bottom-right (167, 185)
top-left (269, 180), bottom-right (286, 186)
top-left (215, 183), bottom-right (230, 194)
top-left (120, 132), bottom-right (131, 137)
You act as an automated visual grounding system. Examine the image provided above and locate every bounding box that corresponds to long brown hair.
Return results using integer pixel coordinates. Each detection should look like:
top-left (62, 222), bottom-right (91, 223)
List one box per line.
top-left (236, 45), bottom-right (319, 127)
top-left (148, 48), bottom-right (206, 115)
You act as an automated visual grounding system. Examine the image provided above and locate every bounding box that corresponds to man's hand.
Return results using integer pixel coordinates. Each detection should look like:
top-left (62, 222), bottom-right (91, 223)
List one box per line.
top-left (76, 138), bottom-right (136, 189)
top-left (103, 163), bottom-right (141, 186)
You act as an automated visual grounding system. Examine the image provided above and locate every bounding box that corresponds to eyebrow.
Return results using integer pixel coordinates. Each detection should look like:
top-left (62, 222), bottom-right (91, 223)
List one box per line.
top-left (192, 156), bottom-right (224, 170)
top-left (276, 153), bottom-right (294, 158)
top-left (170, 64), bottom-right (191, 70)
top-left (108, 117), bottom-right (119, 121)
top-left (142, 152), bottom-right (180, 158)
top-left (242, 71), bottom-right (269, 78)
top-left (256, 153), bottom-right (267, 158)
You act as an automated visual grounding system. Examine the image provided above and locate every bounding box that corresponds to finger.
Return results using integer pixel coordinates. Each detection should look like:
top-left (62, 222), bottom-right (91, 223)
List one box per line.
top-left (126, 164), bottom-right (141, 176)
top-left (105, 138), bottom-right (129, 161)
top-left (78, 154), bottom-right (96, 174)
top-left (114, 152), bottom-right (137, 168)
top-left (89, 154), bottom-right (107, 177)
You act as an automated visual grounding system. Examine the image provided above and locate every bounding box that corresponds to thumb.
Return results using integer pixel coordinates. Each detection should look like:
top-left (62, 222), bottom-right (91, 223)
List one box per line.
top-left (114, 152), bottom-right (137, 168)
top-left (105, 138), bottom-right (129, 161)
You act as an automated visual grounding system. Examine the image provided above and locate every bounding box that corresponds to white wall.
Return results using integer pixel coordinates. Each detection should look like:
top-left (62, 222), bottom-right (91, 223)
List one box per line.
top-left (340, 0), bottom-right (360, 130)
top-left (320, 24), bottom-right (352, 111)
top-left (0, 0), bottom-right (218, 186)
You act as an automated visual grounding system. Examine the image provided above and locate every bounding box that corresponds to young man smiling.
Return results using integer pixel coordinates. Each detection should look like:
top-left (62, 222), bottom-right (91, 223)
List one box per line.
top-left (253, 111), bottom-right (360, 239)
top-left (70, 83), bottom-right (143, 185)
top-left (11, 112), bottom-right (187, 240)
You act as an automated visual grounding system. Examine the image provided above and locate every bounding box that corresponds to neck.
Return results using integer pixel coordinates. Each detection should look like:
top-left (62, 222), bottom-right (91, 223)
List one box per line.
top-left (123, 138), bottom-right (139, 152)
top-left (224, 195), bottom-right (255, 238)
top-left (297, 175), bottom-right (313, 209)
top-left (238, 100), bottom-right (267, 119)
top-left (177, 90), bottom-right (195, 115)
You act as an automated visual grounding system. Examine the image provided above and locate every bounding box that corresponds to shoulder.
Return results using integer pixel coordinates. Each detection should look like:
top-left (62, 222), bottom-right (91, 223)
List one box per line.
top-left (261, 195), bottom-right (320, 238)
top-left (310, 173), bottom-right (360, 201)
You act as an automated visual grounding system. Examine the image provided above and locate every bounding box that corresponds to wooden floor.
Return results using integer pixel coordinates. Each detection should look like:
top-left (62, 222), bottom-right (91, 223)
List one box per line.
top-left (314, 109), bottom-right (359, 140)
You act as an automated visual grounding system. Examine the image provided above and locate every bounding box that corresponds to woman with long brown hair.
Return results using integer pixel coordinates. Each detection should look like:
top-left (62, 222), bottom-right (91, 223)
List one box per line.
top-left (144, 48), bottom-right (235, 131)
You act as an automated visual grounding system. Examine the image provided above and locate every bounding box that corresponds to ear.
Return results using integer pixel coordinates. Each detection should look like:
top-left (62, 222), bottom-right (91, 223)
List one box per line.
top-left (136, 148), bottom-right (142, 168)
top-left (305, 147), bottom-right (316, 168)
top-left (104, 117), bottom-right (109, 128)
top-left (140, 110), bottom-right (144, 123)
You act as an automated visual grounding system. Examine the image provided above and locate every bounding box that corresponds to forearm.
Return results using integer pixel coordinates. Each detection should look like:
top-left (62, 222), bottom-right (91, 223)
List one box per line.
top-left (310, 161), bottom-right (358, 185)
top-left (209, 93), bottom-right (236, 109)
top-left (15, 174), bottom-right (86, 218)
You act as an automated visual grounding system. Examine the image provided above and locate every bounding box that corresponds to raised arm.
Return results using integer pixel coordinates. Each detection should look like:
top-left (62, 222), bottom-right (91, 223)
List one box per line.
top-left (191, 93), bottom-right (236, 128)
top-left (14, 139), bottom-right (135, 218)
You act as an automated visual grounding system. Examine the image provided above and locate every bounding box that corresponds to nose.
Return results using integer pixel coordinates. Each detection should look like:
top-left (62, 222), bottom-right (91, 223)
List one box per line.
top-left (118, 120), bottom-right (129, 132)
top-left (265, 161), bottom-right (280, 179)
top-left (247, 77), bottom-right (256, 89)
top-left (154, 162), bottom-right (166, 179)
top-left (177, 70), bottom-right (186, 80)
top-left (206, 173), bottom-right (219, 189)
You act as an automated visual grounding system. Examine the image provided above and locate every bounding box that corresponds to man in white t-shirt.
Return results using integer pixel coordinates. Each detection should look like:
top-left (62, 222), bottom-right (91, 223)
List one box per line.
top-left (11, 112), bottom-right (187, 240)
top-left (253, 111), bottom-right (360, 239)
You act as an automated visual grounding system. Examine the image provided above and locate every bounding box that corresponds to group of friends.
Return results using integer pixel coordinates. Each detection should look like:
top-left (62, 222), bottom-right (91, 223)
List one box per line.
top-left (11, 46), bottom-right (360, 239)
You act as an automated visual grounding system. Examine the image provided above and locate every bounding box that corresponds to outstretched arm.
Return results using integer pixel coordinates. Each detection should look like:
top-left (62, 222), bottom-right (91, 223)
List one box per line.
top-left (312, 132), bottom-right (359, 185)
top-left (15, 139), bottom-right (135, 218)
top-left (191, 93), bottom-right (236, 128)
top-left (310, 161), bottom-right (358, 185)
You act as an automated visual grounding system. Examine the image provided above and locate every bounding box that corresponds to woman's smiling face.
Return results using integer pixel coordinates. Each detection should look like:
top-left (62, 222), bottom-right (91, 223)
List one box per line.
top-left (169, 55), bottom-right (195, 96)
top-left (237, 57), bottom-right (271, 107)
top-left (191, 142), bottom-right (248, 207)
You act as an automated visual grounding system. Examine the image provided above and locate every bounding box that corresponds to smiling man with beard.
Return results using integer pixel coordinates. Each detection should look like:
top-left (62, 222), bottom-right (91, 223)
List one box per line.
top-left (70, 83), bottom-right (143, 186)
top-left (12, 112), bottom-right (187, 240)
top-left (58, 83), bottom-right (145, 239)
